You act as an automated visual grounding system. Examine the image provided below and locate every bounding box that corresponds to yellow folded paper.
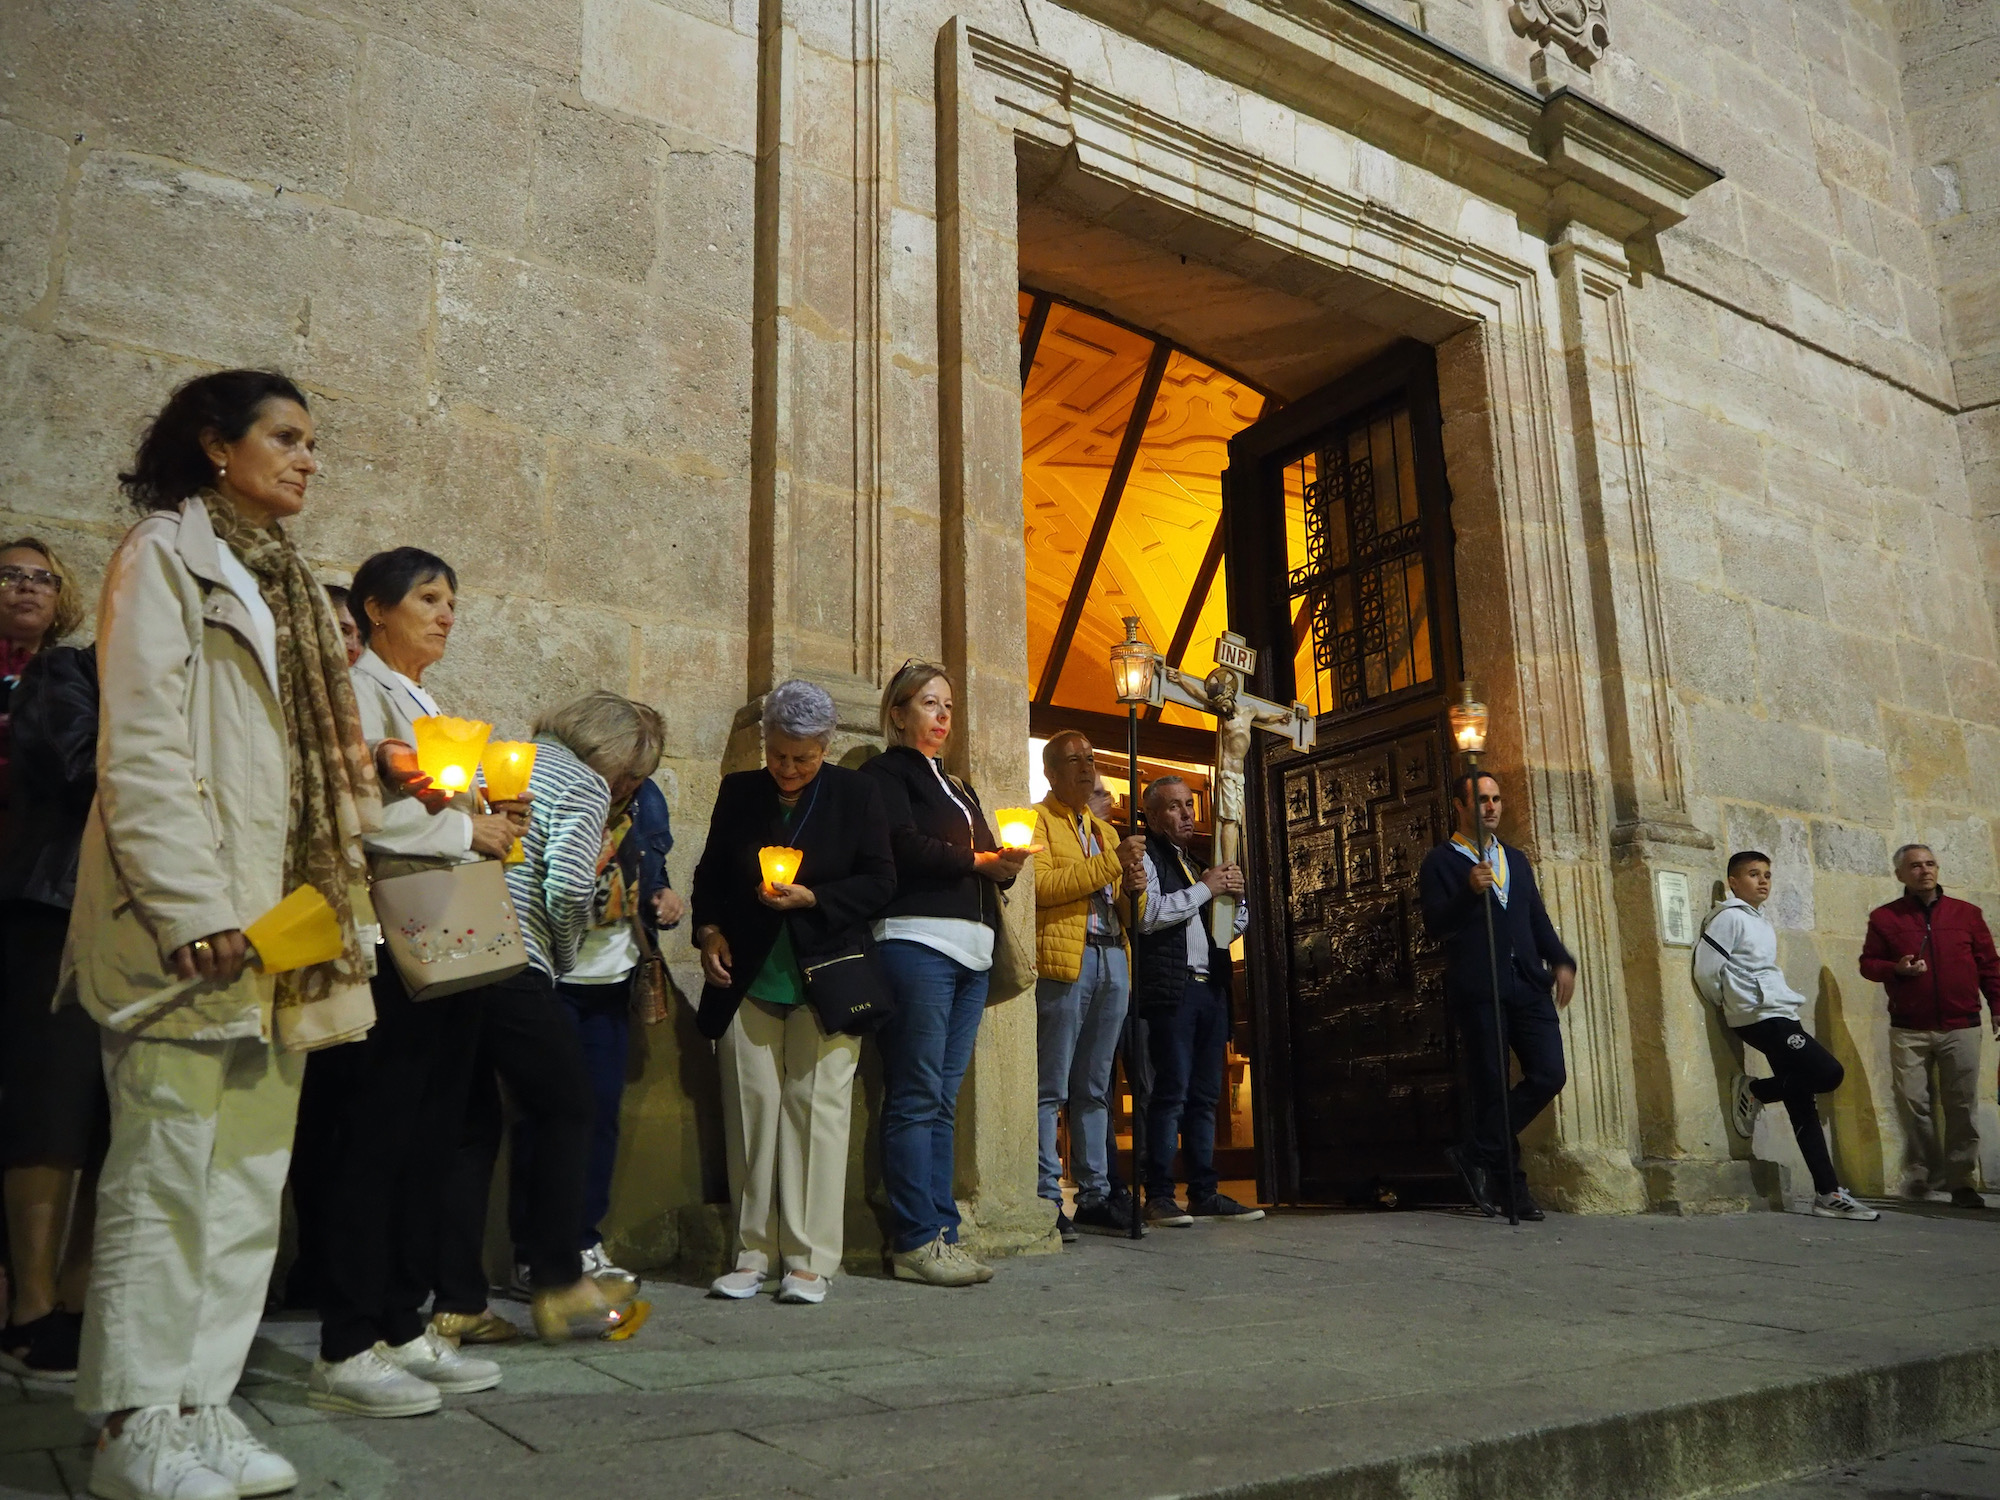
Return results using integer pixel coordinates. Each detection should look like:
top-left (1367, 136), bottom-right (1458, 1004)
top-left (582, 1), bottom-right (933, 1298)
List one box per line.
top-left (245, 884), bottom-right (345, 973)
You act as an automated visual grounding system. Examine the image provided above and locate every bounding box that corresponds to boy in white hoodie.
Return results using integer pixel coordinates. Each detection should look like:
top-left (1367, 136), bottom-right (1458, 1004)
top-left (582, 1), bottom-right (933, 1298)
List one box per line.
top-left (1694, 850), bottom-right (1878, 1221)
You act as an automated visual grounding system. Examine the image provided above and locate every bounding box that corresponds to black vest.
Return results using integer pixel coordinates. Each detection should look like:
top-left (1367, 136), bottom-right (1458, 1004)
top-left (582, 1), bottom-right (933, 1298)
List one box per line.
top-left (1131, 833), bottom-right (1233, 1017)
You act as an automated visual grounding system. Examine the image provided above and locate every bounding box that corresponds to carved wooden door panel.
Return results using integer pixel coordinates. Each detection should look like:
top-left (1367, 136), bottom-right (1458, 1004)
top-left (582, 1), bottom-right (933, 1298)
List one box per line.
top-left (1266, 723), bottom-right (1458, 1197)
top-left (1222, 342), bottom-right (1467, 1204)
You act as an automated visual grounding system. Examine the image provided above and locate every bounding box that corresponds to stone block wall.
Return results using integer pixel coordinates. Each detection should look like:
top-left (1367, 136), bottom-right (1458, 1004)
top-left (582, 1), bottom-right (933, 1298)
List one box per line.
top-left (0, 0), bottom-right (760, 1258)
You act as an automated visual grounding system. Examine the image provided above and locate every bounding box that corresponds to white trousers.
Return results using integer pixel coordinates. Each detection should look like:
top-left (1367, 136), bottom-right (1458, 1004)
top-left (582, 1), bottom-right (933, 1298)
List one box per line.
top-left (77, 1031), bottom-right (303, 1415)
top-left (718, 999), bottom-right (860, 1278)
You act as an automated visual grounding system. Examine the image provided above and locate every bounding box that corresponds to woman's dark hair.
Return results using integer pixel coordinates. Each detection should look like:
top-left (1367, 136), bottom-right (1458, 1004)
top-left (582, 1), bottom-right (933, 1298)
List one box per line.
top-left (119, 369), bottom-right (310, 511)
top-left (347, 548), bottom-right (458, 645)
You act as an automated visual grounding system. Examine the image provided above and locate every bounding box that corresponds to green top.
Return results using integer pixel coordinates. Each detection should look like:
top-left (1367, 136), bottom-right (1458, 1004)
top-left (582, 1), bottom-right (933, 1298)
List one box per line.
top-left (746, 803), bottom-right (807, 1008)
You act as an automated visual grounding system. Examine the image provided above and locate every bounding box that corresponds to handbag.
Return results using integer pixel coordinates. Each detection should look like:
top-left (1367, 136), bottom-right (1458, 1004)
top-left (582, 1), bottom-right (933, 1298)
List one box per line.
top-left (372, 857), bottom-right (529, 1001)
top-left (988, 866), bottom-right (1037, 1000)
top-left (629, 903), bottom-right (671, 1026)
top-left (802, 948), bottom-right (895, 1036)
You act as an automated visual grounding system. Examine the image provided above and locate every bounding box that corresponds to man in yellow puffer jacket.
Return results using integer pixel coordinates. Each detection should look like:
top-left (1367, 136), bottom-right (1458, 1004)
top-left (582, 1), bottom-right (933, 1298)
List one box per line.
top-left (1034, 731), bottom-right (1146, 1239)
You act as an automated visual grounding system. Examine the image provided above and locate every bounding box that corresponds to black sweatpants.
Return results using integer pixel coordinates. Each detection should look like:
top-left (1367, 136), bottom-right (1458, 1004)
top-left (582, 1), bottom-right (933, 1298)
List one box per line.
top-left (1733, 1017), bottom-right (1844, 1196)
top-left (433, 969), bottom-right (594, 1300)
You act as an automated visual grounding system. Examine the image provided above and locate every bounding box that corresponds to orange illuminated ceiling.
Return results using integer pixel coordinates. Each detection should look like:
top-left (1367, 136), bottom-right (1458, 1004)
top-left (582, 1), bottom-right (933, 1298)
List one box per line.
top-left (1020, 291), bottom-right (1269, 736)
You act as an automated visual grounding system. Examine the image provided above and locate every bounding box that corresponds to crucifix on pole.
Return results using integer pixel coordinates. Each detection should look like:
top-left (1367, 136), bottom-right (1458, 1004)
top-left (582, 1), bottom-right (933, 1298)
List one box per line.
top-left (1144, 631), bottom-right (1316, 944)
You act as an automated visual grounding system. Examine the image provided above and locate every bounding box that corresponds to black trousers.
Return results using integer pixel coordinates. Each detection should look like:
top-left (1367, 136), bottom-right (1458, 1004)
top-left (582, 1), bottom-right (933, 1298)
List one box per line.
top-left (0, 900), bottom-right (108, 1171)
top-left (1733, 1017), bottom-right (1844, 1197)
top-left (305, 960), bottom-right (482, 1361)
top-left (433, 969), bottom-right (594, 1300)
top-left (1454, 984), bottom-right (1567, 1189)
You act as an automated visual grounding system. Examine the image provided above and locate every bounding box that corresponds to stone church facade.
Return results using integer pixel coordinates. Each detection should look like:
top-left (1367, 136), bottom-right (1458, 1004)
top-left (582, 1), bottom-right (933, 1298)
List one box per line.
top-left (1, 0), bottom-right (1996, 1259)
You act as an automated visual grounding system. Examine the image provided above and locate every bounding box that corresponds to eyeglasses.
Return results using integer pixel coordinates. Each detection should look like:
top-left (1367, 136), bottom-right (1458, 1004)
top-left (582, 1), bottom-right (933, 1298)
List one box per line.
top-left (0, 566), bottom-right (58, 594)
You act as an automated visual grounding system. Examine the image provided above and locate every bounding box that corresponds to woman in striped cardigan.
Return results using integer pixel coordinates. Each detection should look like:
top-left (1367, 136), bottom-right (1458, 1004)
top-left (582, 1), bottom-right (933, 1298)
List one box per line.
top-left (439, 691), bottom-right (666, 1343)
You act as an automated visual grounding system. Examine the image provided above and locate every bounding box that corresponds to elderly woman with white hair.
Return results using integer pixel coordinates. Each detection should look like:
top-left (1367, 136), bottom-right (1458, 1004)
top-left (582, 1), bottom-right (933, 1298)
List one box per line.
top-left (691, 680), bottom-right (895, 1304)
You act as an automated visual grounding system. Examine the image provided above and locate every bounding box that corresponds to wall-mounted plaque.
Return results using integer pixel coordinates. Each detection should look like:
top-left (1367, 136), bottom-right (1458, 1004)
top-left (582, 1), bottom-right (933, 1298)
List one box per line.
top-left (1656, 869), bottom-right (1694, 948)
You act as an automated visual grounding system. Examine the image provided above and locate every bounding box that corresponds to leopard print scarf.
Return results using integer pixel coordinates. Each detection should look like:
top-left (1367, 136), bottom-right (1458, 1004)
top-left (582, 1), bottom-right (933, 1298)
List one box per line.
top-left (204, 491), bottom-right (383, 1049)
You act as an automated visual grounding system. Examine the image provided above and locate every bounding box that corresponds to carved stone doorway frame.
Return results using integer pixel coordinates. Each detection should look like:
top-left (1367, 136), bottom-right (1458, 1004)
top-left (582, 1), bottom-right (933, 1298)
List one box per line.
top-left (937, 13), bottom-right (1732, 1211)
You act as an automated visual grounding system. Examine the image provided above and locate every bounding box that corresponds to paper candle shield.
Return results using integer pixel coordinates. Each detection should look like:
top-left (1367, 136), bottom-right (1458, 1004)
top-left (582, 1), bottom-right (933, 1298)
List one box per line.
top-left (758, 846), bottom-right (804, 886)
top-left (245, 884), bottom-right (345, 973)
top-left (412, 715), bottom-right (493, 794)
top-left (993, 808), bottom-right (1037, 849)
top-left (481, 740), bottom-right (537, 803)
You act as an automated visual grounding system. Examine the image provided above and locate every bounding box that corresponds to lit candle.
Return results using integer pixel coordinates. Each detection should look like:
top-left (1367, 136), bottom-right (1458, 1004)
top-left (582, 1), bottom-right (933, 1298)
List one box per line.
top-left (759, 846), bottom-right (804, 887)
top-left (412, 715), bottom-right (493, 796)
top-left (481, 740), bottom-right (537, 803)
top-left (993, 807), bottom-right (1038, 850)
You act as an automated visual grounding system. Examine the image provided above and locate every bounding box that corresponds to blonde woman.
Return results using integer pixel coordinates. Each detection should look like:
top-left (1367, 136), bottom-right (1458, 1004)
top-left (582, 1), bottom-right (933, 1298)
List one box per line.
top-left (859, 661), bottom-right (1026, 1285)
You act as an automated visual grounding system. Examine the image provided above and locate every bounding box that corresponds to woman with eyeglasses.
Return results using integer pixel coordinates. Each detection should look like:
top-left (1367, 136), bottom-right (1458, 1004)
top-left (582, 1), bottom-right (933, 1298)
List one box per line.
top-left (0, 536), bottom-right (108, 1381)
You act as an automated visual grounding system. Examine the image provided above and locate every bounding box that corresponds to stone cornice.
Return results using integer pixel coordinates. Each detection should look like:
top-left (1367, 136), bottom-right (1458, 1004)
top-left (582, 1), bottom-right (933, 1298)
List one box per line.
top-left (1040, 0), bottom-right (1722, 253)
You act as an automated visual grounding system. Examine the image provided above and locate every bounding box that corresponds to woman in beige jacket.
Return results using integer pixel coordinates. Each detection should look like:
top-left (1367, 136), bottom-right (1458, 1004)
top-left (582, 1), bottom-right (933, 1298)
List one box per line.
top-left (69, 370), bottom-right (398, 1500)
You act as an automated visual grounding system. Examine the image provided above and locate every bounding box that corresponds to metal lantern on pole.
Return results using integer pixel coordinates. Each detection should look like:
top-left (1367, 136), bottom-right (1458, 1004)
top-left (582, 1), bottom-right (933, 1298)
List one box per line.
top-left (1110, 615), bottom-right (1157, 1239)
top-left (1449, 682), bottom-right (1517, 1226)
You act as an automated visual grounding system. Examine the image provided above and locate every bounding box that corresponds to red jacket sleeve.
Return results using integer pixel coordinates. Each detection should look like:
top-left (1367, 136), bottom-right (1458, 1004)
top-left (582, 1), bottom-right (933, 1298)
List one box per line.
top-left (1859, 910), bottom-right (1901, 985)
top-left (1970, 909), bottom-right (2000, 1013)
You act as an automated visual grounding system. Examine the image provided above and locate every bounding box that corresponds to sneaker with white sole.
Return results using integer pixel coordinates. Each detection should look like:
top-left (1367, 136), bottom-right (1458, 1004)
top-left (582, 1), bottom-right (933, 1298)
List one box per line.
top-left (708, 1266), bottom-right (766, 1299)
top-left (1730, 1072), bottom-right (1762, 1141)
top-left (580, 1243), bottom-right (640, 1298)
top-left (777, 1271), bottom-right (828, 1304)
top-left (88, 1405), bottom-right (235, 1500)
top-left (187, 1405), bottom-right (297, 1497)
top-left (383, 1328), bottom-right (502, 1394)
top-left (943, 1239), bottom-right (995, 1283)
top-left (307, 1345), bottom-right (443, 1417)
top-left (1812, 1188), bottom-right (1881, 1221)
top-left (891, 1233), bottom-right (981, 1287)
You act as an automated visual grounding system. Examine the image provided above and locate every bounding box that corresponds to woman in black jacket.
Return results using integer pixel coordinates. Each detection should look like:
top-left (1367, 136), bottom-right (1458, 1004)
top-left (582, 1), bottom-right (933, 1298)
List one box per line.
top-left (690, 679), bottom-right (895, 1306)
top-left (860, 661), bottom-right (1026, 1287)
top-left (0, 637), bottom-right (109, 1378)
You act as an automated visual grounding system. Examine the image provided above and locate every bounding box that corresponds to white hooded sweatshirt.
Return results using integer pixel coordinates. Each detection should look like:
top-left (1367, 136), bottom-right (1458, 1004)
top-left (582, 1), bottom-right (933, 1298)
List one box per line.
top-left (1692, 896), bottom-right (1806, 1028)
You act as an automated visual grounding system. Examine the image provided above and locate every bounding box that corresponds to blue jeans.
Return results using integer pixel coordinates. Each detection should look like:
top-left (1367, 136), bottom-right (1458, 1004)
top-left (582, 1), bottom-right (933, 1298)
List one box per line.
top-left (1144, 974), bottom-right (1228, 1202)
top-left (1036, 943), bottom-right (1129, 1202)
top-left (876, 940), bottom-right (989, 1253)
top-left (510, 979), bottom-right (630, 1256)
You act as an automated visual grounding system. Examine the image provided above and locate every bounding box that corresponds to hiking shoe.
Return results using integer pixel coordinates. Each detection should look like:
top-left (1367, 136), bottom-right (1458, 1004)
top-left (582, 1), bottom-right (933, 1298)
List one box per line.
top-left (187, 1404), bottom-right (297, 1497)
top-left (1073, 1197), bottom-right (1142, 1235)
top-left (1812, 1188), bottom-right (1880, 1221)
top-left (0, 1307), bottom-right (80, 1380)
top-left (307, 1345), bottom-right (443, 1418)
top-left (1952, 1187), bottom-right (1988, 1210)
top-left (1056, 1208), bottom-right (1078, 1244)
top-left (88, 1406), bottom-right (235, 1500)
top-left (383, 1328), bottom-right (501, 1394)
top-left (1188, 1192), bottom-right (1265, 1222)
top-left (892, 1234), bottom-right (981, 1287)
top-left (1144, 1195), bottom-right (1194, 1227)
top-left (1444, 1144), bottom-right (1498, 1217)
top-left (1730, 1071), bottom-right (1761, 1141)
top-left (777, 1271), bottom-right (828, 1304)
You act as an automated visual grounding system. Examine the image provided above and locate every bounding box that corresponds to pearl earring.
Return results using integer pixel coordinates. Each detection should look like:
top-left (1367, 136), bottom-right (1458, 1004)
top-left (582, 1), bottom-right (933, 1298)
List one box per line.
top-left (217, 463), bottom-right (227, 480)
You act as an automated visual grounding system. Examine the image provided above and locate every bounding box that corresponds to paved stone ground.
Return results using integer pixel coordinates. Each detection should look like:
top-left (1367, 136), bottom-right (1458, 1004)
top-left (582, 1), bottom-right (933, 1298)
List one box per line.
top-left (1734, 1429), bottom-right (2000, 1498)
top-left (3, 1200), bottom-right (2000, 1499)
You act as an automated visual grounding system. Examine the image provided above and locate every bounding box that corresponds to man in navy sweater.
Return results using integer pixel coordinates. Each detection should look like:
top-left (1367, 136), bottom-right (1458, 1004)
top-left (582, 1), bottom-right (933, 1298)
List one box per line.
top-left (1418, 772), bottom-right (1576, 1221)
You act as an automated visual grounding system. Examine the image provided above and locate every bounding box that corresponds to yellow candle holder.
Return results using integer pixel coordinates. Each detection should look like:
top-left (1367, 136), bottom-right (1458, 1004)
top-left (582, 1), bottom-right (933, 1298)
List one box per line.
top-left (993, 807), bottom-right (1039, 850)
top-left (758, 846), bottom-right (804, 887)
top-left (245, 884), bottom-right (344, 972)
top-left (412, 714), bottom-right (493, 795)
top-left (480, 740), bottom-right (536, 802)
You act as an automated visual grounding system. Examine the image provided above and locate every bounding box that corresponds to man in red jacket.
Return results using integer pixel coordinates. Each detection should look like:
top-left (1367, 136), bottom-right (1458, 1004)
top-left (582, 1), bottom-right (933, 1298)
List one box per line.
top-left (1860, 844), bottom-right (2000, 1208)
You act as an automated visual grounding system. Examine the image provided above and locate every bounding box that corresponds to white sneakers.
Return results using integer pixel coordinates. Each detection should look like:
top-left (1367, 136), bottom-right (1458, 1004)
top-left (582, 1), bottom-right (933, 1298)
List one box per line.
top-left (307, 1345), bottom-right (443, 1418)
top-left (89, 1404), bottom-right (283, 1500)
top-left (709, 1265), bottom-right (767, 1299)
top-left (1729, 1072), bottom-right (1762, 1140)
top-left (186, 1405), bottom-right (298, 1497)
top-left (777, 1271), bottom-right (828, 1304)
top-left (1812, 1188), bottom-right (1881, 1221)
top-left (891, 1234), bottom-right (993, 1287)
top-left (382, 1329), bottom-right (502, 1394)
top-left (580, 1244), bottom-right (640, 1298)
